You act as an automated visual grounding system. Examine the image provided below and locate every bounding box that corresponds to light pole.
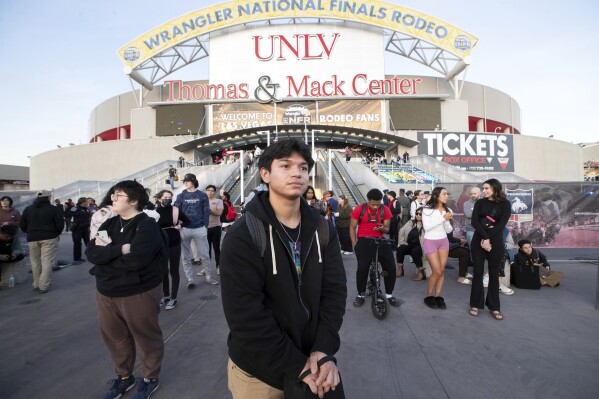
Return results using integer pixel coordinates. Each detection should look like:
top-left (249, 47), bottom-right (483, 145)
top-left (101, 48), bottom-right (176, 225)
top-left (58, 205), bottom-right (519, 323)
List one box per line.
top-left (328, 149), bottom-right (333, 191)
top-left (312, 129), bottom-right (324, 188)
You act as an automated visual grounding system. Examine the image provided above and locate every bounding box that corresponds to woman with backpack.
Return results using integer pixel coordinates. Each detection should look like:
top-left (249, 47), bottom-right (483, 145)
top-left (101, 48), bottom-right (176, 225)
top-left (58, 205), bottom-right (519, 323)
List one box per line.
top-left (156, 189), bottom-right (189, 310)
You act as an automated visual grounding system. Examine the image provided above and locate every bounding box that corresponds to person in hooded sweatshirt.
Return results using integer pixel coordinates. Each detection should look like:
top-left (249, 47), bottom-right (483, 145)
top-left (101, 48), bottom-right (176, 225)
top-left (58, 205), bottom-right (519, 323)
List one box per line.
top-left (86, 180), bottom-right (167, 399)
top-left (19, 190), bottom-right (64, 293)
top-left (221, 139), bottom-right (347, 399)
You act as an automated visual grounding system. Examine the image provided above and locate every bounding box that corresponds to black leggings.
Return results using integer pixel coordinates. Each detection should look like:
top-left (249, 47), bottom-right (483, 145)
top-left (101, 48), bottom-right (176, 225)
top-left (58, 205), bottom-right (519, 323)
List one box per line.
top-left (207, 226), bottom-right (222, 267)
top-left (163, 245), bottom-right (181, 299)
top-left (336, 225), bottom-right (352, 252)
top-left (449, 246), bottom-right (470, 277)
top-left (355, 239), bottom-right (396, 295)
top-left (396, 243), bottom-right (423, 268)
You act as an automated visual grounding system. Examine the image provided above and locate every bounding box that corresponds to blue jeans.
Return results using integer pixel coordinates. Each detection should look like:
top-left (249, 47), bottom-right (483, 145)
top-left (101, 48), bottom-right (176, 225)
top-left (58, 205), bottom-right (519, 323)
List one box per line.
top-left (169, 176), bottom-right (175, 189)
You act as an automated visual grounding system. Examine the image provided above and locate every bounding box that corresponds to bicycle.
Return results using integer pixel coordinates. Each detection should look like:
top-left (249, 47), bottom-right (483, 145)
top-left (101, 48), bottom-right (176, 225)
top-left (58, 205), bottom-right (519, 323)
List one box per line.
top-left (364, 237), bottom-right (395, 320)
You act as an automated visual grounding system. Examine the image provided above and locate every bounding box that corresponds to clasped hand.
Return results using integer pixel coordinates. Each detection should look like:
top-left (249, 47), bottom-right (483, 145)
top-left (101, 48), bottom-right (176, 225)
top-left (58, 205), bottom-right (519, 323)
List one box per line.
top-left (300, 351), bottom-right (340, 398)
top-left (481, 239), bottom-right (492, 252)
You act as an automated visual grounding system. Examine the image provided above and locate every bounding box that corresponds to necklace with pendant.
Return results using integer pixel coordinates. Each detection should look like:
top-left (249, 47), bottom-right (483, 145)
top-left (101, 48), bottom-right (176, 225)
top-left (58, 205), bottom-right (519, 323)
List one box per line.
top-left (119, 217), bottom-right (134, 232)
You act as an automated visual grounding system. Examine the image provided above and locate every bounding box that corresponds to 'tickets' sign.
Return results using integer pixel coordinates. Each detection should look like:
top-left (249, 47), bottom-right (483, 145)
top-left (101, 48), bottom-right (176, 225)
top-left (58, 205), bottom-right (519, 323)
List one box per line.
top-left (417, 132), bottom-right (514, 172)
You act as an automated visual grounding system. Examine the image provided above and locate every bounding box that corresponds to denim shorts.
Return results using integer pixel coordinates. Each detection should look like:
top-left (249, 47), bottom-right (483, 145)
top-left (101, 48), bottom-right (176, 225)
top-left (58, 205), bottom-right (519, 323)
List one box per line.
top-left (423, 238), bottom-right (449, 255)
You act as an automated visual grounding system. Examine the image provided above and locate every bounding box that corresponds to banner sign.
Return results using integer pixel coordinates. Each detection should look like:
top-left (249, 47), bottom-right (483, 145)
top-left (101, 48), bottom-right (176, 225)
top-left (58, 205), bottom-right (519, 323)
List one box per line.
top-left (118, 0), bottom-right (478, 70)
top-left (443, 182), bottom-right (599, 250)
top-left (211, 100), bottom-right (383, 134)
top-left (506, 188), bottom-right (533, 222)
top-left (417, 131), bottom-right (515, 172)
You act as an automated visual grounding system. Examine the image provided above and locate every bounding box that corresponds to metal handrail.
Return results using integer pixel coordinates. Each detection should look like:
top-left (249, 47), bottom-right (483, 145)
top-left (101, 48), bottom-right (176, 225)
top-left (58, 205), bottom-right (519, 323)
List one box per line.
top-left (331, 152), bottom-right (366, 204)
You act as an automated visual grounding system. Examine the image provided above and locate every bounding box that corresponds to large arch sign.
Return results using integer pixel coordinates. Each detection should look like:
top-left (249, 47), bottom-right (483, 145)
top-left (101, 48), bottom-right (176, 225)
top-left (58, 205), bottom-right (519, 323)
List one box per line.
top-left (118, 0), bottom-right (478, 87)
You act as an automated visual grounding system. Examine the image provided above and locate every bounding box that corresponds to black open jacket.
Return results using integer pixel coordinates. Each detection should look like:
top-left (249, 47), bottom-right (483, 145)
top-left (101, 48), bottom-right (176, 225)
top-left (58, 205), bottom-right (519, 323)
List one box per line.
top-left (220, 191), bottom-right (347, 390)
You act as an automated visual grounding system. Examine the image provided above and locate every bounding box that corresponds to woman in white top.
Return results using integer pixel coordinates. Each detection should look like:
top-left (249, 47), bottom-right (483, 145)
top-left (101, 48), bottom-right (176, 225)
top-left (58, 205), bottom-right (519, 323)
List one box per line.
top-left (421, 187), bottom-right (453, 310)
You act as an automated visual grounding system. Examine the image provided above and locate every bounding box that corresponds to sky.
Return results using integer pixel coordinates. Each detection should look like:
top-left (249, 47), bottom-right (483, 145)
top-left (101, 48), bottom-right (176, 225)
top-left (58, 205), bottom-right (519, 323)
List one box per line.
top-left (1, 0), bottom-right (597, 167)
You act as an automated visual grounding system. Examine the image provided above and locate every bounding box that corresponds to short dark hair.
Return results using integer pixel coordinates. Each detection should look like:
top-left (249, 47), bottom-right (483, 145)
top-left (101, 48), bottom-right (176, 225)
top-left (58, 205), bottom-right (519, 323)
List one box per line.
top-left (0, 196), bottom-right (13, 207)
top-left (221, 191), bottom-right (230, 202)
top-left (113, 180), bottom-right (149, 211)
top-left (258, 139), bottom-right (314, 173)
top-left (387, 191), bottom-right (396, 198)
top-left (367, 189), bottom-right (383, 201)
top-left (518, 239), bottom-right (532, 248)
top-left (324, 190), bottom-right (334, 197)
top-left (205, 185), bottom-right (216, 191)
top-left (77, 197), bottom-right (87, 206)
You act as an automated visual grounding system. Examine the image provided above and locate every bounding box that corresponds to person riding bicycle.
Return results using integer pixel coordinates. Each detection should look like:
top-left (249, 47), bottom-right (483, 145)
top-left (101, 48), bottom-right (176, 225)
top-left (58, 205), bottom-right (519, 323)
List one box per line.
top-left (349, 189), bottom-right (401, 308)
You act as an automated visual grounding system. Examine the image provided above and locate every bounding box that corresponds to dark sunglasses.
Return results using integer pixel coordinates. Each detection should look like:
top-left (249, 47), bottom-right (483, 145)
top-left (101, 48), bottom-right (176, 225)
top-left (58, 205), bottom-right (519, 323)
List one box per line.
top-left (415, 213), bottom-right (422, 216)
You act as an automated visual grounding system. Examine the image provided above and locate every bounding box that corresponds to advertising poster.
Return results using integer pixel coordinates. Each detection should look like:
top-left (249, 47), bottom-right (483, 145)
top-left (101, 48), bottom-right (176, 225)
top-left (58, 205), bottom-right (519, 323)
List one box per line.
top-left (417, 131), bottom-right (514, 172)
top-left (211, 100), bottom-right (382, 134)
top-left (443, 183), bottom-right (599, 250)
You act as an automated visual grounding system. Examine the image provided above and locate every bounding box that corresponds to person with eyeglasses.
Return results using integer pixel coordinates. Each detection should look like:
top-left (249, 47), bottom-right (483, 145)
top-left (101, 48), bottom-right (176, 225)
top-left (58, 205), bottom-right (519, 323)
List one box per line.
top-left (86, 180), bottom-right (168, 399)
top-left (396, 208), bottom-right (425, 280)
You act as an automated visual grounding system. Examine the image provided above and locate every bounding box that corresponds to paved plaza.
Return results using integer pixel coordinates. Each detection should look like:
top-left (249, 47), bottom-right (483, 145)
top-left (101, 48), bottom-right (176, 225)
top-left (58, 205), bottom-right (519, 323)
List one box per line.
top-left (1, 234), bottom-right (598, 399)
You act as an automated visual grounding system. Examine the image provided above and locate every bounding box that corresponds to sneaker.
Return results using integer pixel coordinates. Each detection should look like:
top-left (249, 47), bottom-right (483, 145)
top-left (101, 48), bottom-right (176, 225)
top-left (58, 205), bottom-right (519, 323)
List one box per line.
top-left (131, 378), bottom-right (159, 399)
top-left (165, 298), bottom-right (178, 310)
top-left (187, 282), bottom-right (196, 289)
top-left (196, 269), bottom-right (206, 276)
top-left (192, 259), bottom-right (202, 266)
top-left (216, 267), bottom-right (220, 275)
top-left (457, 278), bottom-right (472, 285)
top-left (102, 375), bottom-right (136, 399)
top-left (483, 273), bottom-right (489, 288)
top-left (159, 297), bottom-right (170, 307)
top-left (499, 284), bottom-right (514, 295)
top-left (388, 297), bottom-right (402, 307)
top-left (343, 251), bottom-right (354, 255)
top-left (466, 273), bottom-right (473, 279)
top-left (206, 277), bottom-right (220, 285)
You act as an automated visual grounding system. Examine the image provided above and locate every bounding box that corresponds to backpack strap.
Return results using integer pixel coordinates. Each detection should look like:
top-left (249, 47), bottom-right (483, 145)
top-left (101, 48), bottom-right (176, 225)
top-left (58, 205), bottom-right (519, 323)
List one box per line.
top-left (318, 217), bottom-right (330, 249)
top-left (246, 211), bottom-right (267, 257)
top-left (357, 203), bottom-right (367, 224)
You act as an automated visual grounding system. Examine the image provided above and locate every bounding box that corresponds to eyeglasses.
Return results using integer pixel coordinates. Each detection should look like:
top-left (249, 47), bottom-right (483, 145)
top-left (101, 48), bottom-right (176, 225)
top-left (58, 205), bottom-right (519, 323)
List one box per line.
top-left (416, 213), bottom-right (422, 216)
top-left (111, 193), bottom-right (129, 201)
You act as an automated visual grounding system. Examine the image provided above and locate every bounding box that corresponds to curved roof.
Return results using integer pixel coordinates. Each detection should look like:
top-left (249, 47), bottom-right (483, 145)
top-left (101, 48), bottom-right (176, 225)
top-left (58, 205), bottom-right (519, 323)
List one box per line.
top-left (118, 1), bottom-right (477, 89)
top-left (173, 124), bottom-right (418, 153)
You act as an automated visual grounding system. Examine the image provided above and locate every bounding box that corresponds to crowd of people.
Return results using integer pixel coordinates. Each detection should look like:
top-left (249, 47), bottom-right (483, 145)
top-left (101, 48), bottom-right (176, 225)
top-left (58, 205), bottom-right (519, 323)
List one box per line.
top-left (1, 139), bottom-right (568, 399)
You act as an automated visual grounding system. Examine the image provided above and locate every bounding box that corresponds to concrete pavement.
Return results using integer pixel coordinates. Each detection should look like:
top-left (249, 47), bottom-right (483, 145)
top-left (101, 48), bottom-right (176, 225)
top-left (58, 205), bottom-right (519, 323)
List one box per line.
top-left (1, 233), bottom-right (598, 398)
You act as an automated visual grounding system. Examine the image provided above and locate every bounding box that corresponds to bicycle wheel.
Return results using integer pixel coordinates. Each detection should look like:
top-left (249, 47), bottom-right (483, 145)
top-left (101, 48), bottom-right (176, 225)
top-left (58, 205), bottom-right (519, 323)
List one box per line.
top-left (371, 289), bottom-right (390, 320)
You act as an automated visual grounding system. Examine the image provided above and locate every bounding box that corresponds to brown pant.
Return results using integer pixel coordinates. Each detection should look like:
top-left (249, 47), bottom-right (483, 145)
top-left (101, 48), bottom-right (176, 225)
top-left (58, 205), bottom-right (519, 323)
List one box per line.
top-left (96, 285), bottom-right (164, 379)
top-left (28, 237), bottom-right (59, 291)
top-left (227, 358), bottom-right (284, 399)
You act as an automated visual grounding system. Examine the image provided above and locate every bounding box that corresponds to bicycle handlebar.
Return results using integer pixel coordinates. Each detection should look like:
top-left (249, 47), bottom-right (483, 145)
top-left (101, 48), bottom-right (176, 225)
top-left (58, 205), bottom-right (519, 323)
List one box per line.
top-left (363, 237), bottom-right (396, 246)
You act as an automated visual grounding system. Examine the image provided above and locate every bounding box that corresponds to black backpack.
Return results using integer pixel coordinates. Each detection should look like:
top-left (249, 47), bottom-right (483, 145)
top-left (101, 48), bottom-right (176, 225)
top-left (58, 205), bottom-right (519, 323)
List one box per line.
top-left (357, 203), bottom-right (385, 224)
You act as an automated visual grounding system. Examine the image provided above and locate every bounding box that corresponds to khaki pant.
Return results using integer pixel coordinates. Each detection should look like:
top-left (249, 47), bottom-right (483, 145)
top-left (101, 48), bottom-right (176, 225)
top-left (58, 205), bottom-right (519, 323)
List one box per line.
top-left (227, 358), bottom-right (283, 399)
top-left (96, 285), bottom-right (164, 379)
top-left (28, 237), bottom-right (59, 291)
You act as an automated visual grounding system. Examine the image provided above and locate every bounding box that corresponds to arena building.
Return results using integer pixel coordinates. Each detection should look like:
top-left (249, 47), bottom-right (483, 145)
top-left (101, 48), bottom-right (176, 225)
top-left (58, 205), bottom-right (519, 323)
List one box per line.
top-left (30, 0), bottom-right (590, 189)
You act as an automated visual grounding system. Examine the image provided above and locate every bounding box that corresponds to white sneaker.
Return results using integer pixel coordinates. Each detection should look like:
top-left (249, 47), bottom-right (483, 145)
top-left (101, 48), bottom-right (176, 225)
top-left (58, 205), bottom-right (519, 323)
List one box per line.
top-left (196, 269), bottom-right (206, 276)
top-left (165, 298), bottom-right (178, 310)
top-left (206, 277), bottom-right (220, 285)
top-left (466, 273), bottom-right (473, 279)
top-left (159, 297), bottom-right (170, 307)
top-left (500, 283), bottom-right (514, 295)
top-left (457, 278), bottom-right (472, 285)
top-left (217, 267), bottom-right (220, 275)
top-left (343, 251), bottom-right (354, 255)
top-left (483, 273), bottom-right (489, 288)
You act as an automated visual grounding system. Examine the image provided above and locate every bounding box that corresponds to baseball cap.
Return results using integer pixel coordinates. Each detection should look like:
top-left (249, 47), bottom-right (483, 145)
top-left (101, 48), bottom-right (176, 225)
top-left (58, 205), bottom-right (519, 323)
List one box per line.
top-left (37, 190), bottom-right (51, 197)
top-left (183, 173), bottom-right (197, 182)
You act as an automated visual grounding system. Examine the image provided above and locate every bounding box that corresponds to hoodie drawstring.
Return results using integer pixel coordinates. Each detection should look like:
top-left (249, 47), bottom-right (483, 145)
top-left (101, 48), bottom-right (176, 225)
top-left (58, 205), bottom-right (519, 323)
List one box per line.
top-left (269, 225), bottom-right (277, 275)
top-left (316, 230), bottom-right (322, 263)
